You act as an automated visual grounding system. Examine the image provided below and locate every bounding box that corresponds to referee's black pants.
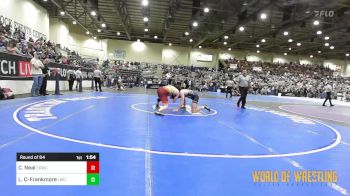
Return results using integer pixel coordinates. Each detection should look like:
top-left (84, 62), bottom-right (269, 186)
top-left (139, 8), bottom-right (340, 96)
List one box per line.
top-left (226, 87), bottom-right (233, 98)
top-left (94, 77), bottom-right (102, 92)
top-left (237, 86), bottom-right (248, 107)
top-left (323, 92), bottom-right (333, 106)
top-left (68, 78), bottom-right (75, 91)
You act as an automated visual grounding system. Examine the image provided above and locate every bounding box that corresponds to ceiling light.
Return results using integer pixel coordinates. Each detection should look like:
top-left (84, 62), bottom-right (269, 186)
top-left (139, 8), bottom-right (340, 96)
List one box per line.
top-left (297, 42), bottom-right (301, 46)
top-left (91, 11), bottom-right (97, 16)
top-left (185, 32), bottom-right (189, 36)
top-left (86, 31), bottom-right (90, 35)
top-left (324, 36), bottom-right (330, 40)
top-left (204, 7), bottom-right (210, 13)
top-left (284, 53), bottom-right (287, 56)
top-left (137, 39), bottom-right (140, 42)
top-left (260, 13), bottom-right (267, 20)
top-left (93, 36), bottom-right (97, 39)
top-left (192, 21), bottom-right (198, 27)
top-left (239, 26), bottom-right (245, 32)
top-left (169, 43), bottom-right (172, 46)
top-left (330, 46), bottom-right (334, 50)
top-left (224, 35), bottom-right (229, 39)
top-left (316, 30), bottom-right (322, 35)
top-left (325, 43), bottom-right (329, 46)
top-left (257, 50), bottom-right (260, 53)
top-left (144, 28), bottom-right (149, 32)
top-left (288, 39), bottom-right (293, 43)
top-left (223, 42), bottom-right (227, 45)
top-left (97, 29), bottom-right (101, 33)
top-left (72, 21), bottom-right (77, 25)
top-left (228, 48), bottom-right (231, 51)
top-left (310, 55), bottom-right (313, 58)
top-left (43, 0), bottom-right (48, 2)
top-left (288, 48), bottom-right (292, 51)
top-left (60, 11), bottom-right (65, 16)
top-left (101, 23), bottom-right (106, 28)
top-left (318, 51), bottom-right (322, 54)
top-left (142, 0), bottom-right (149, 6)
top-left (313, 20), bottom-right (320, 26)
top-left (261, 39), bottom-right (266, 43)
top-left (143, 17), bottom-right (149, 22)
top-left (283, 31), bottom-right (289, 36)
top-left (154, 35), bottom-right (158, 39)
top-left (199, 46), bottom-right (202, 48)
top-left (189, 39), bottom-right (193, 43)
top-left (117, 32), bottom-right (121, 35)
top-left (346, 53), bottom-right (349, 57)
top-left (256, 44), bottom-right (260, 48)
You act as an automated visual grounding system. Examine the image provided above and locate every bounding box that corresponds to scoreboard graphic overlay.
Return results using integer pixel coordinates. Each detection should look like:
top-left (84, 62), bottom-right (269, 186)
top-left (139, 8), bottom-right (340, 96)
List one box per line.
top-left (16, 153), bottom-right (99, 186)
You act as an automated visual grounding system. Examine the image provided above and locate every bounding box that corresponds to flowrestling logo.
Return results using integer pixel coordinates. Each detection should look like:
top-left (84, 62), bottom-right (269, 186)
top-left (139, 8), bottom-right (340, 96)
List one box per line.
top-left (314, 10), bottom-right (335, 18)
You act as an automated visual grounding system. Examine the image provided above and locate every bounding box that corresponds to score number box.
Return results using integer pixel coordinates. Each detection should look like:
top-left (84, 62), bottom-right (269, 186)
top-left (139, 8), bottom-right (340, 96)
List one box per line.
top-left (16, 153), bottom-right (99, 186)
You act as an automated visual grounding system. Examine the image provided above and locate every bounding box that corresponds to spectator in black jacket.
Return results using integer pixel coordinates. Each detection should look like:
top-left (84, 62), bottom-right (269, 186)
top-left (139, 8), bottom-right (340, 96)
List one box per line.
top-left (40, 58), bottom-right (50, 96)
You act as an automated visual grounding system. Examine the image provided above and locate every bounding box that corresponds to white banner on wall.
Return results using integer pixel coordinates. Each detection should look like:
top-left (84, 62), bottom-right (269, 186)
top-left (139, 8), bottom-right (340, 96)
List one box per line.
top-left (0, 14), bottom-right (47, 40)
top-left (253, 67), bottom-right (263, 72)
top-left (114, 49), bottom-right (126, 59)
top-left (197, 54), bottom-right (213, 62)
top-left (0, 0), bottom-right (49, 40)
top-left (230, 64), bottom-right (237, 70)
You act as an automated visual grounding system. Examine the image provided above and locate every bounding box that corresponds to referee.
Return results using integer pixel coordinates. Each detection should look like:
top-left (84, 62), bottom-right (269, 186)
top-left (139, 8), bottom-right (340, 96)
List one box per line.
top-left (237, 69), bottom-right (250, 109)
top-left (322, 83), bottom-right (334, 107)
top-left (226, 76), bottom-right (234, 98)
top-left (93, 67), bottom-right (102, 92)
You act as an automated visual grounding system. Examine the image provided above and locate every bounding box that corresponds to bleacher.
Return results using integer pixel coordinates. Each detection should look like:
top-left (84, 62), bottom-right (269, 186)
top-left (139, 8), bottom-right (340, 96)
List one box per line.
top-left (118, 68), bottom-right (141, 87)
top-left (119, 69), bottom-right (141, 78)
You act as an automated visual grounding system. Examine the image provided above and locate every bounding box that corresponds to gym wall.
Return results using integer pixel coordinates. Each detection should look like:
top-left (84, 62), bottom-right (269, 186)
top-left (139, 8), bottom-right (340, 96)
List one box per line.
top-left (0, 0), bottom-right (49, 40)
top-left (49, 19), bottom-right (107, 61)
top-left (1, 0), bottom-right (350, 95)
top-left (345, 63), bottom-right (350, 77)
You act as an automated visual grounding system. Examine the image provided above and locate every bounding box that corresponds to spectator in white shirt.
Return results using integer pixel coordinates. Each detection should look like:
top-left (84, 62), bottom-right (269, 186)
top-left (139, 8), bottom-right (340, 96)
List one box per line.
top-left (30, 52), bottom-right (44, 96)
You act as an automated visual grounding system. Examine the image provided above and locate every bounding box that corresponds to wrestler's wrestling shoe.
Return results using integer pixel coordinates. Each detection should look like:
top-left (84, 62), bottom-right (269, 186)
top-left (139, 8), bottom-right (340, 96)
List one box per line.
top-left (154, 110), bottom-right (164, 116)
top-left (204, 105), bottom-right (211, 112)
top-left (155, 104), bottom-right (160, 110)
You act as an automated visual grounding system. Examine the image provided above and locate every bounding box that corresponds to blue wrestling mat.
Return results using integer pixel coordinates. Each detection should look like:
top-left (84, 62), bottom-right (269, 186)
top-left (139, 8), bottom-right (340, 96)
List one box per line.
top-left (1, 92), bottom-right (350, 196)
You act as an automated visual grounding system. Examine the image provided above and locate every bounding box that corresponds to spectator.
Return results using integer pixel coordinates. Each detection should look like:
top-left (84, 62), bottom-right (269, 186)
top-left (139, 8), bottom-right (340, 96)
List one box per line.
top-left (30, 52), bottom-right (45, 97)
top-left (39, 58), bottom-right (50, 96)
top-left (6, 40), bottom-right (20, 55)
